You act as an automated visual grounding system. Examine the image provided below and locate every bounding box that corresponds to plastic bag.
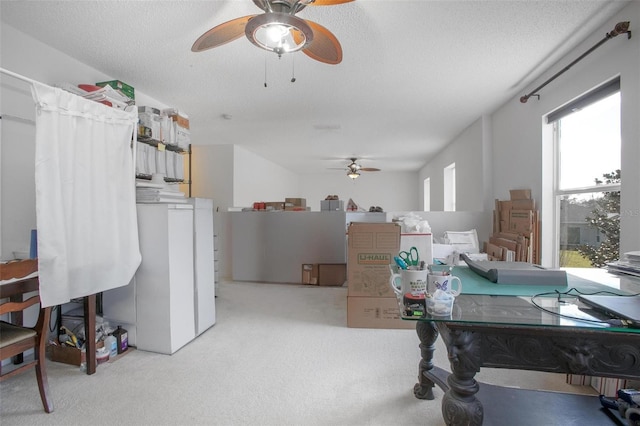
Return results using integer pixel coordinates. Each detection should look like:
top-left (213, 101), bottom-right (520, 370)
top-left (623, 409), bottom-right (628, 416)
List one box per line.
top-left (394, 212), bottom-right (431, 233)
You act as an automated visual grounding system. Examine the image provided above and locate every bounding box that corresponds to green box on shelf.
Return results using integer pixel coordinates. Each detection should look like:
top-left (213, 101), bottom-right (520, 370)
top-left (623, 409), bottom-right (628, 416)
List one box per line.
top-left (95, 80), bottom-right (135, 102)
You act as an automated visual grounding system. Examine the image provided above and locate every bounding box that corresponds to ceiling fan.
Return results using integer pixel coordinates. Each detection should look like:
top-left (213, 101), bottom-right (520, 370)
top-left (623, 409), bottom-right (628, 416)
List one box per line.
top-left (192, 0), bottom-right (354, 65)
top-left (332, 158), bottom-right (381, 179)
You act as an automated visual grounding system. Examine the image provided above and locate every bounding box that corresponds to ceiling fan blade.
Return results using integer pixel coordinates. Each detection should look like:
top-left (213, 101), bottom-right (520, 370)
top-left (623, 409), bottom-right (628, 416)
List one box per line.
top-left (192, 15), bottom-right (256, 52)
top-left (360, 168), bottom-right (381, 172)
top-left (298, 19), bottom-right (342, 64)
top-left (306, 0), bottom-right (355, 5)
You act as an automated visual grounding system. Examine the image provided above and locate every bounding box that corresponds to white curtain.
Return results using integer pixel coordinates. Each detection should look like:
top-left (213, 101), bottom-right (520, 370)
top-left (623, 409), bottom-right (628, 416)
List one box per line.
top-left (31, 83), bottom-right (141, 307)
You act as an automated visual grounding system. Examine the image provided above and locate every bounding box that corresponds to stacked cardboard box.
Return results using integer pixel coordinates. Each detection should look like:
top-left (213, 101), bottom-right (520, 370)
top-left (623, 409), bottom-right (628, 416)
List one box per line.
top-left (302, 263), bottom-right (318, 284)
top-left (320, 199), bottom-right (344, 211)
top-left (285, 198), bottom-right (309, 211)
top-left (301, 263), bottom-right (346, 286)
top-left (251, 201), bottom-right (284, 211)
top-left (346, 222), bottom-right (414, 329)
top-left (249, 199), bottom-right (309, 211)
top-left (485, 189), bottom-right (540, 264)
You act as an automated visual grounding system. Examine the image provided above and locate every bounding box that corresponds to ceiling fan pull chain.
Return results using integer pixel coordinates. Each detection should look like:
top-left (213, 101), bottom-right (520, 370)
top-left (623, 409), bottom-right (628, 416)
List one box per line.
top-left (291, 55), bottom-right (296, 83)
top-left (264, 56), bottom-right (268, 88)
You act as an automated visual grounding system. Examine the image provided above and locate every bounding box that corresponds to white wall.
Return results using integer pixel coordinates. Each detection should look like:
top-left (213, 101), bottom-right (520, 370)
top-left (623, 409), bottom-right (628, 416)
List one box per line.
top-left (1, 23), bottom-right (420, 278)
top-left (419, 116), bottom-right (489, 212)
top-left (233, 146), bottom-right (299, 208)
top-left (6, 2), bottom-right (638, 276)
top-left (190, 143), bottom-right (300, 280)
top-left (491, 2), bottom-right (640, 264)
top-left (301, 171), bottom-right (419, 212)
top-left (189, 144), bottom-right (233, 281)
top-left (188, 145), bottom-right (420, 278)
top-left (0, 24), bottom-right (173, 260)
top-left (189, 142), bottom-right (420, 278)
top-left (190, 144), bottom-right (234, 208)
top-left (417, 2), bottom-right (639, 267)
top-left (0, 87), bottom-right (36, 259)
top-left (189, 144), bottom-right (421, 213)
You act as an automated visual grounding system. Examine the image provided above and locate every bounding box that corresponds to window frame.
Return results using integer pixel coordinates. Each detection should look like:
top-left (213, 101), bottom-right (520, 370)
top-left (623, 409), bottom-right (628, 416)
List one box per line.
top-left (444, 163), bottom-right (456, 212)
top-left (549, 82), bottom-right (621, 268)
top-left (423, 177), bottom-right (431, 211)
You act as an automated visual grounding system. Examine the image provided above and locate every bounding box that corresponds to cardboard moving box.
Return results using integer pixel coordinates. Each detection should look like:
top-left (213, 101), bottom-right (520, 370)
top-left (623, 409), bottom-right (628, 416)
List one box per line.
top-left (318, 263), bottom-right (346, 286)
top-left (488, 189), bottom-right (539, 263)
top-left (347, 296), bottom-right (415, 329)
top-left (302, 264), bottom-right (318, 285)
top-left (302, 263), bottom-right (347, 286)
top-left (285, 198), bottom-right (306, 207)
top-left (509, 189), bottom-right (532, 200)
top-left (347, 222), bottom-right (401, 298)
top-left (320, 200), bottom-right (345, 211)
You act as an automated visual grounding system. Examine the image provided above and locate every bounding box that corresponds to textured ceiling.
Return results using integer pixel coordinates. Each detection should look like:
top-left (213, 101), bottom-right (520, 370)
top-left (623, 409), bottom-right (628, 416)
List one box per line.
top-left (0, 0), bottom-right (629, 174)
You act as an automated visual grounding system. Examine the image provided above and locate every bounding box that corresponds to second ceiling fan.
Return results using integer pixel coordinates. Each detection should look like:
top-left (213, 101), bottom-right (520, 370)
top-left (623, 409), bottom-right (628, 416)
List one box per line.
top-left (192, 0), bottom-right (354, 65)
top-left (342, 158), bottom-right (381, 179)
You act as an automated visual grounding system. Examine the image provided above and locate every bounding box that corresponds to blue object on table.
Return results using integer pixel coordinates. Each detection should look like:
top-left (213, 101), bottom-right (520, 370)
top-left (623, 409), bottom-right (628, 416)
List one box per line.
top-left (29, 229), bottom-right (37, 259)
top-left (394, 256), bottom-right (408, 270)
top-left (399, 246), bottom-right (419, 267)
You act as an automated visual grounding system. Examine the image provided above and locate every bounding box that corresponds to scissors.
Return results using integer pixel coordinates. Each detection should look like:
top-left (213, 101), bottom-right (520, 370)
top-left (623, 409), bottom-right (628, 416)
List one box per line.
top-left (398, 246), bottom-right (419, 267)
top-left (394, 256), bottom-right (408, 270)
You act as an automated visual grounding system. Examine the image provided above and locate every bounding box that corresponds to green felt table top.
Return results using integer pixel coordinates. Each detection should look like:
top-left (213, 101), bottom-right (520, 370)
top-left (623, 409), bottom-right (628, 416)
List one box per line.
top-left (437, 265), bottom-right (632, 297)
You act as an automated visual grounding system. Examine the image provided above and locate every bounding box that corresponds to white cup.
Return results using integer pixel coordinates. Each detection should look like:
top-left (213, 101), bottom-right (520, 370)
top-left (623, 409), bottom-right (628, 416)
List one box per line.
top-left (426, 291), bottom-right (455, 316)
top-left (389, 269), bottom-right (428, 297)
top-left (427, 273), bottom-right (462, 297)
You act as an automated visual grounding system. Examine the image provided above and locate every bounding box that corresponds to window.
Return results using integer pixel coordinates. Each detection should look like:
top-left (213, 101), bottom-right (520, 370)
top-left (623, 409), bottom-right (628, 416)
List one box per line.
top-left (550, 79), bottom-right (620, 268)
top-left (423, 177), bottom-right (430, 211)
top-left (444, 163), bottom-right (456, 212)
top-left (567, 227), bottom-right (581, 246)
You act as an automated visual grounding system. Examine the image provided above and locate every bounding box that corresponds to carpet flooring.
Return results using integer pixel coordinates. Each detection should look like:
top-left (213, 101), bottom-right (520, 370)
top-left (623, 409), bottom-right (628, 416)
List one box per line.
top-left (0, 281), bottom-right (597, 425)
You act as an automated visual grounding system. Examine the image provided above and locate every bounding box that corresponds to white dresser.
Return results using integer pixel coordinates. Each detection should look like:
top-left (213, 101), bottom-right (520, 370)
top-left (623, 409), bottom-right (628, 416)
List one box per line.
top-left (103, 200), bottom-right (215, 354)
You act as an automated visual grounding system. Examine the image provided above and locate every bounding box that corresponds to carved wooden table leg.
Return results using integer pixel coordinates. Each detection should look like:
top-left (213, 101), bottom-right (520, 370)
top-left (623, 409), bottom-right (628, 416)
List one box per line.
top-left (439, 325), bottom-right (483, 426)
top-left (414, 321), bottom-right (440, 399)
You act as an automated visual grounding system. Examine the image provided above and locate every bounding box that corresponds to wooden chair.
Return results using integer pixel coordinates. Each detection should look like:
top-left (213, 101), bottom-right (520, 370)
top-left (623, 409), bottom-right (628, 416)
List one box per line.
top-left (0, 259), bottom-right (54, 413)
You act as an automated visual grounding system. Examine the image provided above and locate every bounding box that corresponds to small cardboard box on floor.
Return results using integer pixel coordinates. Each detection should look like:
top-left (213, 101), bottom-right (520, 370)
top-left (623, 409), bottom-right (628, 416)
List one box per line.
top-left (302, 263), bottom-right (346, 286)
top-left (346, 222), bottom-right (414, 329)
top-left (318, 264), bottom-right (346, 286)
top-left (302, 264), bottom-right (318, 284)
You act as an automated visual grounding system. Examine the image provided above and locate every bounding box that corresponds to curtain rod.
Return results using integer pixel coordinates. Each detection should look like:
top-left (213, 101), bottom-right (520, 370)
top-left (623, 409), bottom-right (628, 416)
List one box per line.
top-left (0, 114), bottom-right (36, 125)
top-left (0, 67), bottom-right (42, 87)
top-left (0, 69), bottom-right (39, 125)
top-left (520, 21), bottom-right (631, 103)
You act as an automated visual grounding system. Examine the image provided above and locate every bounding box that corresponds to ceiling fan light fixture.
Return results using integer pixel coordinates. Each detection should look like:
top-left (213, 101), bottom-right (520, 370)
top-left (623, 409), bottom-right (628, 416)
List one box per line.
top-left (245, 13), bottom-right (313, 56)
top-left (266, 24), bottom-right (289, 43)
top-left (348, 171), bottom-right (360, 180)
